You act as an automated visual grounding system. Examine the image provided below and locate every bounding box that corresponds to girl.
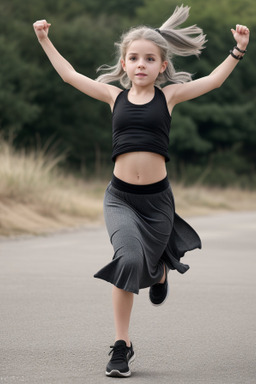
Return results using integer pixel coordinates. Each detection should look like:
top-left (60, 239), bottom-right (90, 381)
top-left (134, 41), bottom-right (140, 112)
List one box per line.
top-left (33, 5), bottom-right (249, 378)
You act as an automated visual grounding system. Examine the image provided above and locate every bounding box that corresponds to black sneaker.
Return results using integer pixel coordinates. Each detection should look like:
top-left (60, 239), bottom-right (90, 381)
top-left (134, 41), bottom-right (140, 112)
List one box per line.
top-left (106, 340), bottom-right (135, 377)
top-left (149, 274), bottom-right (169, 306)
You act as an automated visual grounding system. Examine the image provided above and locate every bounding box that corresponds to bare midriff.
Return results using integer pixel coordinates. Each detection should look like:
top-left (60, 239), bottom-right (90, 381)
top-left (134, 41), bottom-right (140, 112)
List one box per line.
top-left (113, 152), bottom-right (167, 185)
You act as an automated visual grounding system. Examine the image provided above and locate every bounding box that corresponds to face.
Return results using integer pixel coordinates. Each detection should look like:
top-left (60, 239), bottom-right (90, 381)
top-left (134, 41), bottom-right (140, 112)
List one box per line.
top-left (121, 39), bottom-right (167, 87)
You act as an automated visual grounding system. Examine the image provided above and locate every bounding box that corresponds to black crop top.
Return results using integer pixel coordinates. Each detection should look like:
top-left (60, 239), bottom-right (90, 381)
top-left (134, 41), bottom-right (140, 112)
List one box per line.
top-left (112, 86), bottom-right (171, 162)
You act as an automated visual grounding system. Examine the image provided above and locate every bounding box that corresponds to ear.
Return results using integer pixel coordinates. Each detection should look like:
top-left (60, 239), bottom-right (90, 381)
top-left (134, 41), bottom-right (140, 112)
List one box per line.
top-left (121, 59), bottom-right (126, 71)
top-left (159, 61), bottom-right (168, 74)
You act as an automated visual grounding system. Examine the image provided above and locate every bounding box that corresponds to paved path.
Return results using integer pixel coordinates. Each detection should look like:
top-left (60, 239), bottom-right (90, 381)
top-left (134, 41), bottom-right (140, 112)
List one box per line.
top-left (0, 212), bottom-right (256, 384)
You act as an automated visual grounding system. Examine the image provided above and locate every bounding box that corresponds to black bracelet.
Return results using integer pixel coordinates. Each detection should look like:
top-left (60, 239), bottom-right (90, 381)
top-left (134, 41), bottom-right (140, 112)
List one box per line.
top-left (230, 50), bottom-right (243, 60)
top-left (234, 45), bottom-right (247, 54)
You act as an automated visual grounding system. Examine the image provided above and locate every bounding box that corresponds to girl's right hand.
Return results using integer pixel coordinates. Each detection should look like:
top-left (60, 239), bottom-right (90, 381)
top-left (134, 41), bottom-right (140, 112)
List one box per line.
top-left (33, 20), bottom-right (51, 41)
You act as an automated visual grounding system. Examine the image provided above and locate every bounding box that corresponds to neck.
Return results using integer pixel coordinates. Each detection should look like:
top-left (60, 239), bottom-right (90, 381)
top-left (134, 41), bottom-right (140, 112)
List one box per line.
top-left (128, 85), bottom-right (156, 105)
top-left (129, 83), bottom-right (155, 95)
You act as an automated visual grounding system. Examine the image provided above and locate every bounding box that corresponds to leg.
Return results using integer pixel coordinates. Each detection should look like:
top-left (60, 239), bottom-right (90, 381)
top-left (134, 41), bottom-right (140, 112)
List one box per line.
top-left (159, 263), bottom-right (166, 284)
top-left (112, 286), bottom-right (134, 347)
top-left (105, 286), bottom-right (135, 377)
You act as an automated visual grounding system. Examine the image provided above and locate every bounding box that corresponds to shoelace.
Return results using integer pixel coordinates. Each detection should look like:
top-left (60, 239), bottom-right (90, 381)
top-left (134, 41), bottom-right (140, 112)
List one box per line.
top-left (108, 344), bottom-right (127, 362)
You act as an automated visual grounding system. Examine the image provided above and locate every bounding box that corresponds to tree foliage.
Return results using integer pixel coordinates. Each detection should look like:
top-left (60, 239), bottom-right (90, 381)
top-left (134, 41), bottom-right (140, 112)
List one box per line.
top-left (0, 0), bottom-right (255, 185)
top-left (136, 0), bottom-right (256, 186)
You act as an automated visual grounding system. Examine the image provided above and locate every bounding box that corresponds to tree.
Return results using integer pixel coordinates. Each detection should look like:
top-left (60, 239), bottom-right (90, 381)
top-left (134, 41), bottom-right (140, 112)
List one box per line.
top-left (1, 0), bottom-right (256, 185)
top-left (135, 0), bottom-right (256, 186)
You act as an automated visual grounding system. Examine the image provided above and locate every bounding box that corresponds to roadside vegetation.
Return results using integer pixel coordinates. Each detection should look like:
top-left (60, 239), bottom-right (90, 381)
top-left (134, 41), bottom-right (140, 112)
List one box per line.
top-left (1, 0), bottom-right (256, 187)
top-left (1, 138), bottom-right (256, 237)
top-left (1, 0), bottom-right (256, 235)
top-left (0, 139), bottom-right (104, 236)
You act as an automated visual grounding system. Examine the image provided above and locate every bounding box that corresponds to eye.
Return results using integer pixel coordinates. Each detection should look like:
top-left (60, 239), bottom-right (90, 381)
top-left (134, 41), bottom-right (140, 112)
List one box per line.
top-left (129, 56), bottom-right (137, 61)
top-left (147, 57), bottom-right (155, 62)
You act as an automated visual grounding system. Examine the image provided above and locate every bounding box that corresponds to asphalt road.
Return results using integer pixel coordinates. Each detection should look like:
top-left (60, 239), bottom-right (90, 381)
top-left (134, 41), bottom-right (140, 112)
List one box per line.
top-left (1, 212), bottom-right (256, 384)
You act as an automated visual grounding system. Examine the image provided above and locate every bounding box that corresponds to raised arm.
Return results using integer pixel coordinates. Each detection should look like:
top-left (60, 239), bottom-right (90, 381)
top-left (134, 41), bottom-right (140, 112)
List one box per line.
top-left (33, 20), bottom-right (121, 108)
top-left (163, 24), bottom-right (250, 109)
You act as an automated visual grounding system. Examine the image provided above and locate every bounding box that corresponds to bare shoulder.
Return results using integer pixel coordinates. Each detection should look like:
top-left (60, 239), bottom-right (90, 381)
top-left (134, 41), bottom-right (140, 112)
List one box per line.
top-left (108, 84), bottom-right (123, 99)
top-left (107, 84), bottom-right (123, 111)
top-left (162, 84), bottom-right (180, 103)
top-left (162, 74), bottom-right (219, 107)
top-left (64, 70), bottom-right (122, 107)
top-left (161, 84), bottom-right (181, 114)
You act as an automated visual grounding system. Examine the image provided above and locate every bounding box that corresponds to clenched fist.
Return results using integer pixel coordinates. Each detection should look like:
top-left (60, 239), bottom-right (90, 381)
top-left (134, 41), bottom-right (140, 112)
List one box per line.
top-left (33, 20), bottom-right (51, 41)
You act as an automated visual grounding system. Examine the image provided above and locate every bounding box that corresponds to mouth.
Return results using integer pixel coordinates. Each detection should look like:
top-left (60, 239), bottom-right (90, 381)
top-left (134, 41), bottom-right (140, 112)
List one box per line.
top-left (136, 73), bottom-right (147, 77)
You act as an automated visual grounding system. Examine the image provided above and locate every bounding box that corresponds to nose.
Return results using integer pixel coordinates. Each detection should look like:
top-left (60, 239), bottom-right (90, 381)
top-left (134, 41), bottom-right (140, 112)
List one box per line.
top-left (137, 58), bottom-right (145, 68)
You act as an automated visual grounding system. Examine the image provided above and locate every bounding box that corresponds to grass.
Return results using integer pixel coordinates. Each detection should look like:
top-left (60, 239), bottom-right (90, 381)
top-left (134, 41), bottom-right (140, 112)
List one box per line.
top-left (1, 138), bottom-right (256, 237)
top-left (172, 183), bottom-right (256, 216)
top-left (0, 139), bottom-right (104, 236)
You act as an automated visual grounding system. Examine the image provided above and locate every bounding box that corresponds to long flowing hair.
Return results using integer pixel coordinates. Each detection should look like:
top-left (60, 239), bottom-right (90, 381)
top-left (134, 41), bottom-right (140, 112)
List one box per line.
top-left (96, 5), bottom-right (207, 88)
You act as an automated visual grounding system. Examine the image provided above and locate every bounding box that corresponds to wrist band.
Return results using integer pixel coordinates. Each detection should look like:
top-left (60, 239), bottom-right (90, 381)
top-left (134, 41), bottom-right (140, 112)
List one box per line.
top-left (234, 45), bottom-right (247, 54)
top-left (230, 50), bottom-right (243, 60)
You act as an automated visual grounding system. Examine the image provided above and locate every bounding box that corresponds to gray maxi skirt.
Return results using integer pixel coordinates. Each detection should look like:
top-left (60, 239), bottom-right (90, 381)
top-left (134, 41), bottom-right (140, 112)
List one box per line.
top-left (94, 175), bottom-right (202, 294)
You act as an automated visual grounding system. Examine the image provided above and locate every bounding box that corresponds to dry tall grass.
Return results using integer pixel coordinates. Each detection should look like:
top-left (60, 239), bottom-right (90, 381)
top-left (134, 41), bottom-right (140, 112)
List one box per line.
top-left (172, 183), bottom-right (256, 216)
top-left (1, 138), bottom-right (256, 237)
top-left (0, 139), bottom-right (104, 236)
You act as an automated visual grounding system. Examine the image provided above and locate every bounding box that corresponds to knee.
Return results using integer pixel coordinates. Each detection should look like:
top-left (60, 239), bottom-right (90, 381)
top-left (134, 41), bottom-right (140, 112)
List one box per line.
top-left (113, 238), bottom-right (143, 293)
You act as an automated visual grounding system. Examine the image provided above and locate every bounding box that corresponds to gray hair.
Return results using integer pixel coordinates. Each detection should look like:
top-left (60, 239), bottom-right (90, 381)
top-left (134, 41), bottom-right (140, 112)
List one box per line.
top-left (96, 5), bottom-right (207, 88)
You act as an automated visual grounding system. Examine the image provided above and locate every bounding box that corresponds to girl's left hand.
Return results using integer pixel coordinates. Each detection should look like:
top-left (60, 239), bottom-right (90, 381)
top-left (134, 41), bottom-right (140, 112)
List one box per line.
top-left (231, 24), bottom-right (250, 50)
